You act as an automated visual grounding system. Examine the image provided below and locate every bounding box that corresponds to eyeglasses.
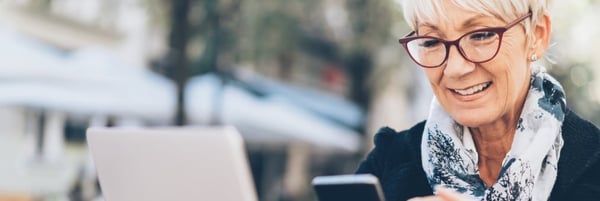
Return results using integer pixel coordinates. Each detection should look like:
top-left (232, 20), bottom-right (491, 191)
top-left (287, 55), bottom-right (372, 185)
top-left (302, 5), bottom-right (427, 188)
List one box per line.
top-left (398, 12), bottom-right (532, 68)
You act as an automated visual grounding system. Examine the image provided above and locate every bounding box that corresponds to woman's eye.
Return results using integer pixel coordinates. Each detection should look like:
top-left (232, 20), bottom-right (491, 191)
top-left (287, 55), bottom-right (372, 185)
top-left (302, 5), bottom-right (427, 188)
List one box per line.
top-left (469, 31), bottom-right (497, 41)
top-left (420, 39), bottom-right (441, 48)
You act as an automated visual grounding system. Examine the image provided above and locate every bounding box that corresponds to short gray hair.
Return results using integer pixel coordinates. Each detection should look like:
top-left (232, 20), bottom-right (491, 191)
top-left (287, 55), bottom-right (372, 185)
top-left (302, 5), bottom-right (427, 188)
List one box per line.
top-left (401, 0), bottom-right (551, 42)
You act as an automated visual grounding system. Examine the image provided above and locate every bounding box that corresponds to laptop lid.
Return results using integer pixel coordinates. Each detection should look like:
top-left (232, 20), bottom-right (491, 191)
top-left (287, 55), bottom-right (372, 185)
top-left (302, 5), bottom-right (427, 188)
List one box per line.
top-left (87, 126), bottom-right (258, 201)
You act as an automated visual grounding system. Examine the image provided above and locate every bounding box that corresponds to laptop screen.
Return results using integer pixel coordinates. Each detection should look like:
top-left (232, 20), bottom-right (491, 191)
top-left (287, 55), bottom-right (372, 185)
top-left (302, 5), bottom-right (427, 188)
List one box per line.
top-left (87, 126), bottom-right (257, 201)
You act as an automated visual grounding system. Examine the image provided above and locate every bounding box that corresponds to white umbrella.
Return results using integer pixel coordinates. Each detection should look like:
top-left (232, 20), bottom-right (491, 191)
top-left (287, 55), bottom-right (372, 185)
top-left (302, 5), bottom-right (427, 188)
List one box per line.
top-left (185, 74), bottom-right (361, 153)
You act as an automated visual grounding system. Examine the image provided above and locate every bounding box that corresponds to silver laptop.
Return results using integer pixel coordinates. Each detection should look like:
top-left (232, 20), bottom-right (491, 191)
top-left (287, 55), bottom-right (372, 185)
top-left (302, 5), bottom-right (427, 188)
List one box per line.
top-left (87, 126), bottom-right (258, 201)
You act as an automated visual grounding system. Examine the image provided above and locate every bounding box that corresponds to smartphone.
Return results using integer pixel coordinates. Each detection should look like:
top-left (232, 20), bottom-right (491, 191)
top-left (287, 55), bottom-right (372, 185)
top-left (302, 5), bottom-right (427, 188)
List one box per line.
top-left (312, 174), bottom-right (385, 201)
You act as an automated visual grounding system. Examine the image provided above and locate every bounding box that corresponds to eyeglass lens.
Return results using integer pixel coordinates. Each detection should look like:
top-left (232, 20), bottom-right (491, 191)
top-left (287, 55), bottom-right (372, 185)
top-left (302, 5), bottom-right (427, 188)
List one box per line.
top-left (405, 30), bottom-right (501, 67)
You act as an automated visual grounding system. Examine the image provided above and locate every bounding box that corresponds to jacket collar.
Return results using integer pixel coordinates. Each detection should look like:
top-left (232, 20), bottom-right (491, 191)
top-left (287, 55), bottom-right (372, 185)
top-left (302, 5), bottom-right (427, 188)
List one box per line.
top-left (552, 109), bottom-right (600, 197)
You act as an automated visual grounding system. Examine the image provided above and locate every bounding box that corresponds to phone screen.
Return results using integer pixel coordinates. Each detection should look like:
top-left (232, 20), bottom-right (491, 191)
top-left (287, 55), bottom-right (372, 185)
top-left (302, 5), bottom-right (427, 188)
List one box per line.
top-left (314, 183), bottom-right (383, 201)
top-left (312, 174), bottom-right (385, 201)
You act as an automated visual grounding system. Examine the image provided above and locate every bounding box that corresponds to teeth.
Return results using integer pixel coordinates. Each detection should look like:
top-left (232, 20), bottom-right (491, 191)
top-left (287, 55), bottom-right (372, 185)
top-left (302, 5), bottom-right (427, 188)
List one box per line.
top-left (453, 82), bottom-right (490, 95)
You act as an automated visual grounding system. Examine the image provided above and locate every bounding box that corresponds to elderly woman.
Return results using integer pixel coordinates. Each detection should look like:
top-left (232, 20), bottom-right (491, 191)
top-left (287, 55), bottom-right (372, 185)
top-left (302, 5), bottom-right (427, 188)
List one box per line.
top-left (356, 0), bottom-right (600, 200)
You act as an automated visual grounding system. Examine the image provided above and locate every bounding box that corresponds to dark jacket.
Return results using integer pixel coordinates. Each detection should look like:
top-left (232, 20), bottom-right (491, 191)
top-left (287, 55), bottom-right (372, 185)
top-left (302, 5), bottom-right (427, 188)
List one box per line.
top-left (356, 109), bottom-right (600, 201)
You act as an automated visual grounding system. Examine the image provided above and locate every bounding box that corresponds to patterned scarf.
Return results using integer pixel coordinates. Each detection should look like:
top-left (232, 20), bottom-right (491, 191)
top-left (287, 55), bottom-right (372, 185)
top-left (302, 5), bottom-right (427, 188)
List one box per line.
top-left (422, 65), bottom-right (566, 201)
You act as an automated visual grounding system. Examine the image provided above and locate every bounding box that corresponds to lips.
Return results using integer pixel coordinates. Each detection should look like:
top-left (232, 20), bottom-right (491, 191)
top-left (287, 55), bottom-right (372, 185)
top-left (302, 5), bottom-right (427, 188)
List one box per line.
top-left (451, 82), bottom-right (492, 96)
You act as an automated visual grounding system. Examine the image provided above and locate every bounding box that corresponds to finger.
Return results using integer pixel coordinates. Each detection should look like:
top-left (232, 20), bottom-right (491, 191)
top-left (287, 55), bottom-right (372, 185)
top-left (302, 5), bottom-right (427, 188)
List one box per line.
top-left (407, 196), bottom-right (443, 201)
top-left (434, 186), bottom-right (469, 201)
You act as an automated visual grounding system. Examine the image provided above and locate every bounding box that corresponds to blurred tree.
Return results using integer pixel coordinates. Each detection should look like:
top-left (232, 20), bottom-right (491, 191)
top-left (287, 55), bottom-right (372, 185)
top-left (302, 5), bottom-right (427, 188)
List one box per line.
top-left (166, 0), bottom-right (190, 125)
top-left (189, 0), bottom-right (241, 75)
top-left (162, 0), bottom-right (241, 125)
top-left (344, 0), bottom-right (395, 112)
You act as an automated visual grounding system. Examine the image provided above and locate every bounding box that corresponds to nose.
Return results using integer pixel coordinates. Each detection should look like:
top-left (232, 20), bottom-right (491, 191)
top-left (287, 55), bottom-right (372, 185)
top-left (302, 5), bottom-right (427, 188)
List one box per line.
top-left (443, 45), bottom-right (476, 79)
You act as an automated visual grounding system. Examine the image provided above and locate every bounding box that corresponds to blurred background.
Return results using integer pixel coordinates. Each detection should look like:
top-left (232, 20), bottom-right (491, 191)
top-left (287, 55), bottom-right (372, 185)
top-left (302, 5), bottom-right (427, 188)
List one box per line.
top-left (0, 0), bottom-right (599, 201)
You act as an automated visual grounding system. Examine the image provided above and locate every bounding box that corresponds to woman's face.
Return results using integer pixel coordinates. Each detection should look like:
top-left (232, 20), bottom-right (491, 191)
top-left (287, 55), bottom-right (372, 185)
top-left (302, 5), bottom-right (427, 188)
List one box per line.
top-left (419, 2), bottom-right (532, 127)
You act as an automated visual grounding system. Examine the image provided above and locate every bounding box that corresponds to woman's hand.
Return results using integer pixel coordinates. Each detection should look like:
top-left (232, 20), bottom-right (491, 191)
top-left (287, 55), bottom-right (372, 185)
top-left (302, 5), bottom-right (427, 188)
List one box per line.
top-left (408, 186), bottom-right (471, 201)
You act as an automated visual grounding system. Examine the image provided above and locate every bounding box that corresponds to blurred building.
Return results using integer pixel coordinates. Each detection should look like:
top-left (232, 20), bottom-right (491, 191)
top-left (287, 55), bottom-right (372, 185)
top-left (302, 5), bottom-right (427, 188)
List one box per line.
top-left (0, 1), bottom-right (174, 200)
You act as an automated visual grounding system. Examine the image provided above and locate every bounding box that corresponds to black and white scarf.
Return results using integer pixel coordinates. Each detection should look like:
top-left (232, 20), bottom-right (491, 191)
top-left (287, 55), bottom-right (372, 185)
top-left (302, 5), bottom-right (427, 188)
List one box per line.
top-left (422, 65), bottom-right (566, 201)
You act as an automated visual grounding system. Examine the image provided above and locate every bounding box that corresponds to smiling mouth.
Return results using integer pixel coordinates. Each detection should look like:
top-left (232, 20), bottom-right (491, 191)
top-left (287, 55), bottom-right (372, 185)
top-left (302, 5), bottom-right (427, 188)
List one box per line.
top-left (451, 82), bottom-right (492, 96)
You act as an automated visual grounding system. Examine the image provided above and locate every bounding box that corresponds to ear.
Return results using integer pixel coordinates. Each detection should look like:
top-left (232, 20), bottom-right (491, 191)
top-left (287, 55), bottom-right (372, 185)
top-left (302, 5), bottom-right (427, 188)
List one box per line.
top-left (530, 12), bottom-right (552, 59)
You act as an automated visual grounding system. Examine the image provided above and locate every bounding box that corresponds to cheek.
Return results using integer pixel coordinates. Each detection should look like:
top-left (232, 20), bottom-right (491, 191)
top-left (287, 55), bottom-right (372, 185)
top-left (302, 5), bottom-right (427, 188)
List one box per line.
top-left (499, 35), bottom-right (528, 61)
top-left (424, 68), bottom-right (444, 90)
top-left (488, 46), bottom-right (530, 107)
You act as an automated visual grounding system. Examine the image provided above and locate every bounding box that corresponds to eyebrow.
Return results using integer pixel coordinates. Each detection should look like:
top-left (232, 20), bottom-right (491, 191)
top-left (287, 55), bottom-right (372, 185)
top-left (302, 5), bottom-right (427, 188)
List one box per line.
top-left (418, 23), bottom-right (439, 31)
top-left (461, 14), bottom-right (491, 29)
top-left (417, 14), bottom-right (491, 36)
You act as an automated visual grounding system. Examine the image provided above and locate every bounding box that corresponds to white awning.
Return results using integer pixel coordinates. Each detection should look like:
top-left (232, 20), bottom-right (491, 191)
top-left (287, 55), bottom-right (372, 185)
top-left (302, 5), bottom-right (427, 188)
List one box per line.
top-left (0, 31), bottom-right (176, 121)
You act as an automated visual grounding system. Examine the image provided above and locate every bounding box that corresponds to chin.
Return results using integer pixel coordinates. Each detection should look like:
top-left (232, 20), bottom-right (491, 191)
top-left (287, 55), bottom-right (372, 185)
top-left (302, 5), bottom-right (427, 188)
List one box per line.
top-left (451, 111), bottom-right (497, 128)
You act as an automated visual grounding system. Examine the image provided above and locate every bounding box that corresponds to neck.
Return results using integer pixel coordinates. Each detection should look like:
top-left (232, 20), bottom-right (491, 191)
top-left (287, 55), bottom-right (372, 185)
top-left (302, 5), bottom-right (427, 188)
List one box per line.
top-left (469, 113), bottom-right (520, 186)
top-left (470, 123), bottom-right (515, 159)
